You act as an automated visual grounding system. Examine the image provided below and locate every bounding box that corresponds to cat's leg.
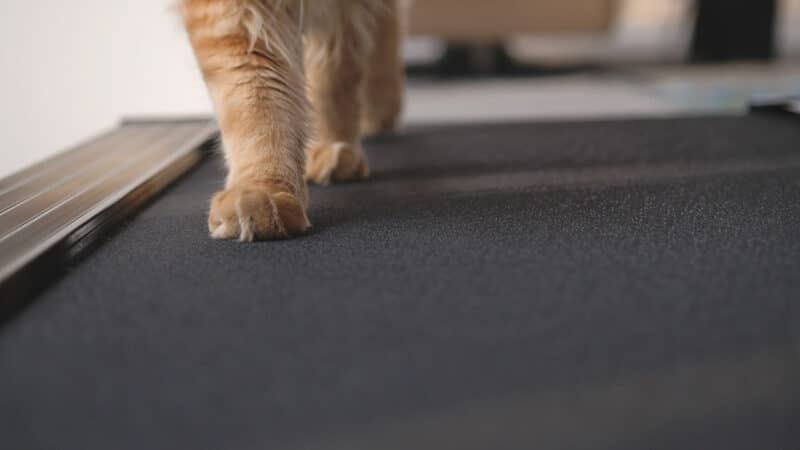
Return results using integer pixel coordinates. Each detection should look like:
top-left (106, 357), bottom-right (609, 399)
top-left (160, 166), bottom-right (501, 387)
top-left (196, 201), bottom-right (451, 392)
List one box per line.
top-left (303, 3), bottom-right (377, 185)
top-left (182, 0), bottom-right (311, 241)
top-left (361, 0), bottom-right (405, 136)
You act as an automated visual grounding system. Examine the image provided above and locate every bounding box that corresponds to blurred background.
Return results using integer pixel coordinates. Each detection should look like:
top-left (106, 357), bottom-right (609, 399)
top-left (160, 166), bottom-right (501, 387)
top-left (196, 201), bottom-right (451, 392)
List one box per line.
top-left (1, 0), bottom-right (799, 179)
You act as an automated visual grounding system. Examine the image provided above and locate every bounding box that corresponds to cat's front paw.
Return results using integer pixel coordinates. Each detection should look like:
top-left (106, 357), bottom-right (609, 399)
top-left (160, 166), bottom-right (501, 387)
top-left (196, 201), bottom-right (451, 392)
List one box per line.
top-left (305, 142), bottom-right (369, 185)
top-left (208, 184), bottom-right (311, 241)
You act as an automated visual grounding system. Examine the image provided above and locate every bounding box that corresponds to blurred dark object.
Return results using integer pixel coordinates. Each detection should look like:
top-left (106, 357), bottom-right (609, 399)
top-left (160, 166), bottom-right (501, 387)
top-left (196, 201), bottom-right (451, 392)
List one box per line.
top-left (690, 0), bottom-right (777, 62)
top-left (749, 96), bottom-right (800, 116)
top-left (407, 43), bottom-right (604, 79)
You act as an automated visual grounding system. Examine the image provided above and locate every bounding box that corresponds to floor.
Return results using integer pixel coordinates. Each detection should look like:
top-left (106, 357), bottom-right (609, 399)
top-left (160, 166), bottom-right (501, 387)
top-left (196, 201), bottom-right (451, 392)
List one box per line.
top-left (403, 63), bottom-right (800, 126)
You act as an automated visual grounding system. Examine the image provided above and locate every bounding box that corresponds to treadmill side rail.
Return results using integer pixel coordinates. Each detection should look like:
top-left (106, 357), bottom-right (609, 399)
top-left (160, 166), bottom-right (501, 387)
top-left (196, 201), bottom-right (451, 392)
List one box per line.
top-left (0, 119), bottom-right (218, 318)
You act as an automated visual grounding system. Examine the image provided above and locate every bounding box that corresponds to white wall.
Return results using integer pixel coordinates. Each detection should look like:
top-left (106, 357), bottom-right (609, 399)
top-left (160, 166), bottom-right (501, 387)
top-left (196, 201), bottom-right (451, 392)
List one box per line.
top-left (0, 0), bottom-right (212, 178)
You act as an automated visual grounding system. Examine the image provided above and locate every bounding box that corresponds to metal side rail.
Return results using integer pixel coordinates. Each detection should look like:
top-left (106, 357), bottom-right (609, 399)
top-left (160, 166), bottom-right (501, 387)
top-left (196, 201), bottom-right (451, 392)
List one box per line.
top-left (0, 118), bottom-right (218, 318)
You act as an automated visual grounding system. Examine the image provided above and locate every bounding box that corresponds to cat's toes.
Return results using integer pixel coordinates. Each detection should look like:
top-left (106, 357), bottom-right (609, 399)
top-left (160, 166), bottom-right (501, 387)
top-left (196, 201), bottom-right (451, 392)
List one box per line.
top-left (305, 142), bottom-right (369, 185)
top-left (208, 185), bottom-right (311, 241)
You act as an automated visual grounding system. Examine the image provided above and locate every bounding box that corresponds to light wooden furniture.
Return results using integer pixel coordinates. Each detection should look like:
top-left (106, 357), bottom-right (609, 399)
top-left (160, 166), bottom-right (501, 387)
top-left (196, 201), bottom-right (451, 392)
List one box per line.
top-left (408, 0), bottom-right (617, 40)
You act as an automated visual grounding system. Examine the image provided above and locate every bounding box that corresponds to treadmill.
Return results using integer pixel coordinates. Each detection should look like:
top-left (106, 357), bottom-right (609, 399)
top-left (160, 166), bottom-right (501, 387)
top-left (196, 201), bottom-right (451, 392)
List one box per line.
top-left (1, 103), bottom-right (799, 449)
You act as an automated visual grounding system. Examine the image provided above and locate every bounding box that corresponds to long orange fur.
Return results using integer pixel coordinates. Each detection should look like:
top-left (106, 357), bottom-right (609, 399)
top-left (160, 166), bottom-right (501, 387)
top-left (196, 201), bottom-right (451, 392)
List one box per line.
top-left (180, 0), bottom-right (404, 241)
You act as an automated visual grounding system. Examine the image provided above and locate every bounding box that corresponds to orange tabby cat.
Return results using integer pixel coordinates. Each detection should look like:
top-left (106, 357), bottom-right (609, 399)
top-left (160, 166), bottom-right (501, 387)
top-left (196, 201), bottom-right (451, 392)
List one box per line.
top-left (180, 0), bottom-right (404, 241)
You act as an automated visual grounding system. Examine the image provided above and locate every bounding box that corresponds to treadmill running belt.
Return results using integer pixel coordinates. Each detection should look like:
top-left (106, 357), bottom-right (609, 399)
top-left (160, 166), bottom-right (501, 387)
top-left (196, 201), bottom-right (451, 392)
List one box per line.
top-left (2, 115), bottom-right (799, 450)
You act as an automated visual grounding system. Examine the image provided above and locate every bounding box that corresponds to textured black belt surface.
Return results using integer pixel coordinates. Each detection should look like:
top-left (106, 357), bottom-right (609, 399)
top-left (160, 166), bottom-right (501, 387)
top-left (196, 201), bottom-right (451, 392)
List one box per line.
top-left (2, 114), bottom-right (799, 450)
